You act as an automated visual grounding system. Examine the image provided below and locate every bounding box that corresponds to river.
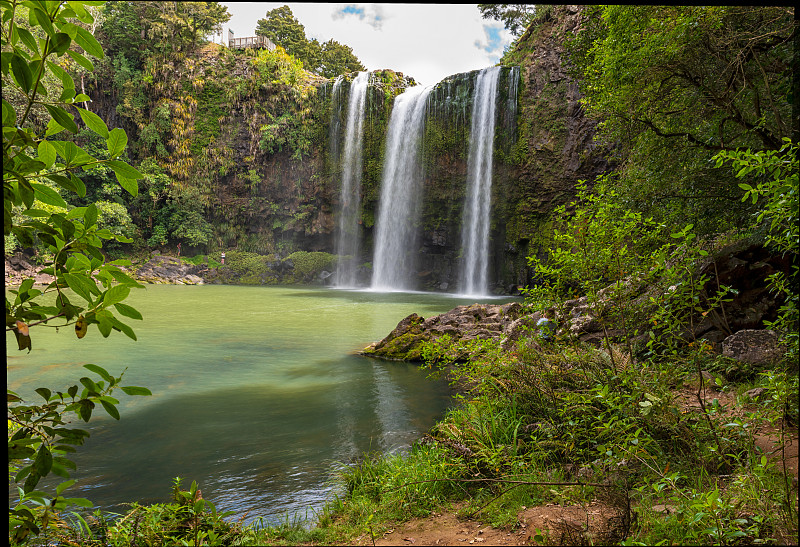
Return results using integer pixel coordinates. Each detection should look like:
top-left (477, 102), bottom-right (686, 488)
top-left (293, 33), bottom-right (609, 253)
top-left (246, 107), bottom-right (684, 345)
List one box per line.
top-left (7, 284), bottom-right (512, 524)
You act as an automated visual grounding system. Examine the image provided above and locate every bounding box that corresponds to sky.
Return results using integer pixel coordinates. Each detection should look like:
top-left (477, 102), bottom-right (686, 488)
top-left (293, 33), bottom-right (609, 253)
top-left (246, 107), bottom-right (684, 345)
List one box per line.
top-left (215, 3), bottom-right (513, 86)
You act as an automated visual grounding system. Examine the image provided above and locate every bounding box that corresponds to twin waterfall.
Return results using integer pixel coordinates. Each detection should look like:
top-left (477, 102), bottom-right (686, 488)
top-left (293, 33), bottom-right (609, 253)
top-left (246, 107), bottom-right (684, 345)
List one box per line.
top-left (332, 66), bottom-right (514, 296)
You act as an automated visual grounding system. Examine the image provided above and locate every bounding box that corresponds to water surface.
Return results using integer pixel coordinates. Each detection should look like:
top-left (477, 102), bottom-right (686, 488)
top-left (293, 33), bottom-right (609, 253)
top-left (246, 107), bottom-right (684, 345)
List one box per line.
top-left (7, 284), bottom-right (506, 523)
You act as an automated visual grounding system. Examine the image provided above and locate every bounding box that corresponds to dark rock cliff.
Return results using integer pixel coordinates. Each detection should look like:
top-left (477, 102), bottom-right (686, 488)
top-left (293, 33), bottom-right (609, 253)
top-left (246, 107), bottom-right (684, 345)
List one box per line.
top-left (497, 5), bottom-right (612, 289)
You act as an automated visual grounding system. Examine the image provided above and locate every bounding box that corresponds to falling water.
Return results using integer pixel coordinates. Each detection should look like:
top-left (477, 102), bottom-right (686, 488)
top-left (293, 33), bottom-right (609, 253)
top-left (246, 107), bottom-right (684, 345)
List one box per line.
top-left (334, 72), bottom-right (369, 287)
top-left (459, 66), bottom-right (501, 297)
top-left (327, 75), bottom-right (345, 168)
top-left (371, 84), bottom-right (434, 291)
top-left (506, 66), bottom-right (520, 144)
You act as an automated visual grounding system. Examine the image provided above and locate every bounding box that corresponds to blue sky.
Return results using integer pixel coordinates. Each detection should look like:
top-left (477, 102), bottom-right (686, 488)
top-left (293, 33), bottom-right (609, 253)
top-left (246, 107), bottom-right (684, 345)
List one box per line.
top-left (217, 3), bottom-right (512, 86)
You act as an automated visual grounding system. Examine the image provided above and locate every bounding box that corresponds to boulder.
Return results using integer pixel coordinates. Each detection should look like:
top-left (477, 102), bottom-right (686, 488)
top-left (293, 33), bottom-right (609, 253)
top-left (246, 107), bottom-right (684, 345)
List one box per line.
top-left (361, 302), bottom-right (525, 361)
top-left (744, 387), bottom-right (768, 402)
top-left (361, 313), bottom-right (427, 361)
top-left (722, 329), bottom-right (784, 365)
top-left (135, 254), bottom-right (204, 285)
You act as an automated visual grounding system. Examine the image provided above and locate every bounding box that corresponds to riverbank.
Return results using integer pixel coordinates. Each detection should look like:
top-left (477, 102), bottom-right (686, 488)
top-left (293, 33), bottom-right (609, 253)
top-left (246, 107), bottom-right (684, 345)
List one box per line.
top-left (5, 250), bottom-right (525, 294)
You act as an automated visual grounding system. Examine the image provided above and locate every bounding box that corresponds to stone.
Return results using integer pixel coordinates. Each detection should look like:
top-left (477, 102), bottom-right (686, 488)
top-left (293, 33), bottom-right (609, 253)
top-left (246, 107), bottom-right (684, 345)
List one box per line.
top-left (701, 370), bottom-right (724, 390)
top-left (362, 302), bottom-right (526, 361)
top-left (744, 387), bottom-right (767, 402)
top-left (722, 329), bottom-right (784, 365)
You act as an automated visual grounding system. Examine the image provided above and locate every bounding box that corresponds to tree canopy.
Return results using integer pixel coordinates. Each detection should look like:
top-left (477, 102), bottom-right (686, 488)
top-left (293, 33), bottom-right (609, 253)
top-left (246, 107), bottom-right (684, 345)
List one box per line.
top-left (478, 4), bottom-right (536, 36)
top-left (99, 0), bottom-right (229, 57)
top-left (565, 5), bottom-right (797, 234)
top-left (255, 4), bottom-right (364, 78)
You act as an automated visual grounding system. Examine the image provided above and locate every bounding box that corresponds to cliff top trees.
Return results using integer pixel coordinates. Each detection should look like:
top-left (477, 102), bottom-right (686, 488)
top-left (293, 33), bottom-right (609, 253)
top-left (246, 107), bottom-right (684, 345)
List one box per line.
top-left (478, 4), bottom-right (536, 36)
top-left (99, 1), bottom-right (230, 58)
top-left (255, 4), bottom-right (364, 78)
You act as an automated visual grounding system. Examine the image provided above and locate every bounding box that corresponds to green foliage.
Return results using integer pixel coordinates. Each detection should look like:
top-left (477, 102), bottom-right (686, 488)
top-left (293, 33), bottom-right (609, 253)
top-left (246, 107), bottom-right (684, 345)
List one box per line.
top-left (115, 1), bottom-right (230, 55)
top-left (255, 5), bottom-right (309, 63)
top-left (259, 111), bottom-right (313, 160)
top-left (168, 200), bottom-right (214, 247)
top-left (250, 44), bottom-right (313, 93)
top-left (525, 179), bottom-right (667, 358)
top-left (716, 140), bottom-right (799, 354)
top-left (3, 1), bottom-right (151, 542)
top-left (527, 178), bottom-right (664, 303)
top-left (478, 4), bottom-right (536, 36)
top-left (220, 249), bottom-right (271, 281)
top-left (147, 224), bottom-right (168, 247)
top-left (284, 250), bottom-right (334, 282)
top-left (189, 81), bottom-right (225, 158)
top-left (3, 0), bottom-right (146, 348)
top-left (566, 6), bottom-right (796, 235)
top-left (316, 38), bottom-right (365, 79)
top-left (53, 477), bottom-right (241, 547)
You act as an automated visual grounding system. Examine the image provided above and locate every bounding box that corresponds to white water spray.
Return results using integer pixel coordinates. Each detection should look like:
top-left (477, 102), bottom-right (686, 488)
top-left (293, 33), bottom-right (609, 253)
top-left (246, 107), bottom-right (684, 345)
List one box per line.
top-left (371, 84), bottom-right (434, 291)
top-left (459, 66), bottom-right (501, 297)
top-left (334, 72), bottom-right (369, 287)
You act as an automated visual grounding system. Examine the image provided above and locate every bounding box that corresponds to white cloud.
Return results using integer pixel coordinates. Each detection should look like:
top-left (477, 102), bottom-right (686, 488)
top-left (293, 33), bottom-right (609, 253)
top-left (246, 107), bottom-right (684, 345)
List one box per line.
top-left (220, 3), bottom-right (514, 86)
top-left (331, 4), bottom-right (386, 30)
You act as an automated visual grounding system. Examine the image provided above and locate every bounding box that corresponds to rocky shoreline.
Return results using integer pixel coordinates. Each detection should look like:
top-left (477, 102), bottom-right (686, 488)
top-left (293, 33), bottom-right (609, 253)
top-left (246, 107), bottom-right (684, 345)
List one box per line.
top-left (5, 251), bottom-right (208, 287)
top-left (361, 241), bottom-right (791, 368)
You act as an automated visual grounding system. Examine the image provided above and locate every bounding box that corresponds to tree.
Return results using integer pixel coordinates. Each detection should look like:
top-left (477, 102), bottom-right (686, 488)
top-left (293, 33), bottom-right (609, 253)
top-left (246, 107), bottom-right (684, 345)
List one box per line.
top-left (573, 6), bottom-right (794, 153)
top-left (317, 39), bottom-right (365, 79)
top-left (3, 0), bottom-right (151, 541)
top-left (99, 1), bottom-right (230, 55)
top-left (478, 4), bottom-right (536, 37)
top-left (256, 5), bottom-right (365, 77)
top-left (255, 5), bottom-right (308, 61)
top-left (566, 6), bottom-right (797, 234)
top-left (95, 0), bottom-right (152, 69)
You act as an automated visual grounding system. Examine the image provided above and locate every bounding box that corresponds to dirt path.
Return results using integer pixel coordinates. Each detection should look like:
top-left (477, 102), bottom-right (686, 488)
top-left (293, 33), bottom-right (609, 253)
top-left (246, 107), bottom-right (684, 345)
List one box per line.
top-left (351, 501), bottom-right (623, 546)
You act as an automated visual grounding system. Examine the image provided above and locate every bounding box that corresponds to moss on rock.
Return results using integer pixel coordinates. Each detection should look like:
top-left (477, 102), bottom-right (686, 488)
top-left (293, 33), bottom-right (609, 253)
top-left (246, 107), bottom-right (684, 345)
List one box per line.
top-left (361, 313), bottom-right (430, 361)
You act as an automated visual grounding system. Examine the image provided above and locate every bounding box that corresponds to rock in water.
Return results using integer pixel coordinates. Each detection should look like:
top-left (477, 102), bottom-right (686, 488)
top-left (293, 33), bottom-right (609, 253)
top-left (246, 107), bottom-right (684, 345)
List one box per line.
top-left (361, 302), bottom-right (524, 361)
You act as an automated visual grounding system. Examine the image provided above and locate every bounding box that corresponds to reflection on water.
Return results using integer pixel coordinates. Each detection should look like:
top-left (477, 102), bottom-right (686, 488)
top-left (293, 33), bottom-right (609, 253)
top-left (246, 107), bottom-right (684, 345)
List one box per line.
top-left (7, 285), bottom-right (513, 524)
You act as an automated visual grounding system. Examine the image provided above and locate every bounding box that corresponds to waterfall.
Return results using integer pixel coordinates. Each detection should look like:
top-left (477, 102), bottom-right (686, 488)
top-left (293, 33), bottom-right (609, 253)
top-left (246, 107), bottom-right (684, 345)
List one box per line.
top-left (459, 66), bottom-right (501, 297)
top-left (506, 66), bottom-right (520, 143)
top-left (333, 72), bottom-right (369, 287)
top-left (371, 84), bottom-right (434, 291)
top-left (327, 75), bottom-right (345, 169)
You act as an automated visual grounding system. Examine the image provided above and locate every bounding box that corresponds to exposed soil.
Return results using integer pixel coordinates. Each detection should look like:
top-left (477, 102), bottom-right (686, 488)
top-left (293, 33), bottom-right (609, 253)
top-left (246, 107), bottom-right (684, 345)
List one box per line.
top-left (350, 501), bottom-right (623, 546)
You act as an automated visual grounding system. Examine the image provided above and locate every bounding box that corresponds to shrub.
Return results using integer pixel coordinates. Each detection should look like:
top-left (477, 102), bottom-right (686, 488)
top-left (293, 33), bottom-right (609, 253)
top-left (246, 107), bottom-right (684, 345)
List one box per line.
top-left (284, 251), bottom-right (335, 282)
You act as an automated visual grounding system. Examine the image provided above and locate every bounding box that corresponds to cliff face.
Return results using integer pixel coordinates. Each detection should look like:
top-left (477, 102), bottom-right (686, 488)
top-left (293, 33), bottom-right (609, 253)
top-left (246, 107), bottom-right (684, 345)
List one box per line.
top-left (496, 5), bottom-right (612, 288)
top-left (87, 6), bottom-right (609, 291)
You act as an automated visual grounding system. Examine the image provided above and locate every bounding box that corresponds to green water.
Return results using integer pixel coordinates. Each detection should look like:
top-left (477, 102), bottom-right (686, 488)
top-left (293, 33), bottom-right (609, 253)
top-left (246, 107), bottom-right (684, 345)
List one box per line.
top-left (7, 284), bottom-right (510, 523)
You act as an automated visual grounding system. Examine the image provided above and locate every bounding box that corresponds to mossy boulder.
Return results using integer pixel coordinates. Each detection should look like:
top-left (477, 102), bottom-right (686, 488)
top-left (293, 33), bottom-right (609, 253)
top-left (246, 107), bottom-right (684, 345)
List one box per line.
top-left (361, 302), bottom-right (525, 361)
top-left (361, 313), bottom-right (429, 361)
